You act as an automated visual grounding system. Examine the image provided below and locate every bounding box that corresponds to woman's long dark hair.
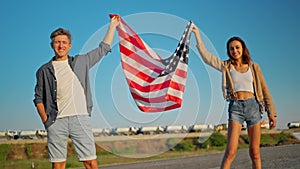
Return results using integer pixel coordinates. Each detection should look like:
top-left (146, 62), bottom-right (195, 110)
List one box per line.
top-left (226, 37), bottom-right (251, 64)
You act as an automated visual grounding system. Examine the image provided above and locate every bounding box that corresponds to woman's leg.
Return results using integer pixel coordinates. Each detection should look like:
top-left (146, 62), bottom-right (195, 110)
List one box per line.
top-left (247, 122), bottom-right (261, 169)
top-left (221, 120), bottom-right (242, 169)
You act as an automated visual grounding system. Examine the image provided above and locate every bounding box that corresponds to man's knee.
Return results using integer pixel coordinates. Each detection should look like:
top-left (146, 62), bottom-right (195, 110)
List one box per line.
top-left (52, 161), bottom-right (66, 169)
top-left (83, 159), bottom-right (98, 169)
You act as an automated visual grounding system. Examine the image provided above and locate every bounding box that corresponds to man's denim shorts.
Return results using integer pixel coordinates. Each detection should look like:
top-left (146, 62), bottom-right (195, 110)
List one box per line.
top-left (228, 97), bottom-right (261, 127)
top-left (46, 115), bottom-right (96, 162)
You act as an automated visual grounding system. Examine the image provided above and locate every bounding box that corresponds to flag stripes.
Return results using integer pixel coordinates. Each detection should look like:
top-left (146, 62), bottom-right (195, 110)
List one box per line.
top-left (111, 14), bottom-right (193, 112)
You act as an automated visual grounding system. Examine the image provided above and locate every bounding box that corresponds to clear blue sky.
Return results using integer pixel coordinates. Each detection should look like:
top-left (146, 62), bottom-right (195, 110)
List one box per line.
top-left (0, 0), bottom-right (299, 131)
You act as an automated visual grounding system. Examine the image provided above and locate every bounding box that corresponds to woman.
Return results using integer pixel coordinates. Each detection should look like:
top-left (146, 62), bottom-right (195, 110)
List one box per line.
top-left (192, 24), bottom-right (277, 169)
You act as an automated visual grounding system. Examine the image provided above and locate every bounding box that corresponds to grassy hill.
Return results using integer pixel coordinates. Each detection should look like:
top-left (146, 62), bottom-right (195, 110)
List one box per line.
top-left (0, 129), bottom-right (299, 169)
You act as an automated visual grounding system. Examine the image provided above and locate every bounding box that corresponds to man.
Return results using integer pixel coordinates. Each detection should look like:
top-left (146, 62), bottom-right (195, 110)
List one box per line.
top-left (33, 16), bottom-right (119, 169)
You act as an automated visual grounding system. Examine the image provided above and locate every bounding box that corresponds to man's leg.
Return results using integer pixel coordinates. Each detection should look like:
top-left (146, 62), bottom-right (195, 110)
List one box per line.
top-left (70, 116), bottom-right (98, 168)
top-left (52, 161), bottom-right (66, 169)
top-left (83, 159), bottom-right (98, 169)
top-left (47, 118), bottom-right (69, 168)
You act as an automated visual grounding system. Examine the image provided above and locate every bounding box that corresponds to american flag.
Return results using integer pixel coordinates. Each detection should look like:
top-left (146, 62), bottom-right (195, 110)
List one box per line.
top-left (111, 15), bottom-right (193, 112)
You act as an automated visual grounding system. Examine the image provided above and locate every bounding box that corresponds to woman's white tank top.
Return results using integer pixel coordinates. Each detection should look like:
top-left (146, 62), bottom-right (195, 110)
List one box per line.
top-left (230, 66), bottom-right (254, 93)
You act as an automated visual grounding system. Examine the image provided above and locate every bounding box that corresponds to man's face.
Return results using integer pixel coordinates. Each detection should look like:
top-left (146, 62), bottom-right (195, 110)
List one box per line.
top-left (52, 35), bottom-right (72, 59)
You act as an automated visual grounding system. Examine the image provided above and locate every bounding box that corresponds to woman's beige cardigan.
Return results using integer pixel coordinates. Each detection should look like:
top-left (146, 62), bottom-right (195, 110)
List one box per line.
top-left (196, 44), bottom-right (277, 117)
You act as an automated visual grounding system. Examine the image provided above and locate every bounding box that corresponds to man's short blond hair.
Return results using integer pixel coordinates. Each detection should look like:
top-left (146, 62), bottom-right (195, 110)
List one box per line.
top-left (50, 28), bottom-right (72, 46)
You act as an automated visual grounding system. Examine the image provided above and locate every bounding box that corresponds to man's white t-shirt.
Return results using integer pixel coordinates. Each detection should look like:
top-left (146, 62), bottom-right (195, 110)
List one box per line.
top-left (52, 60), bottom-right (88, 118)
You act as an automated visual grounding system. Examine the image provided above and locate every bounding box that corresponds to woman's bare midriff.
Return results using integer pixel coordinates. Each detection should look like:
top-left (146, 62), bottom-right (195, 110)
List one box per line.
top-left (234, 91), bottom-right (254, 100)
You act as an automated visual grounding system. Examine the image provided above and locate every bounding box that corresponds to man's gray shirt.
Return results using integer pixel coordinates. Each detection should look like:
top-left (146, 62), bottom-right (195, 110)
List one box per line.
top-left (33, 42), bottom-right (111, 128)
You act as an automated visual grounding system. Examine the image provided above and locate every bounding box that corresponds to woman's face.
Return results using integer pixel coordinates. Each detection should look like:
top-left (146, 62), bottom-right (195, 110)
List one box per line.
top-left (229, 40), bottom-right (243, 60)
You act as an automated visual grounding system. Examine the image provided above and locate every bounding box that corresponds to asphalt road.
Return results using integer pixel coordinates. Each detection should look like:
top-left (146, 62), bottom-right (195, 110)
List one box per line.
top-left (98, 144), bottom-right (300, 169)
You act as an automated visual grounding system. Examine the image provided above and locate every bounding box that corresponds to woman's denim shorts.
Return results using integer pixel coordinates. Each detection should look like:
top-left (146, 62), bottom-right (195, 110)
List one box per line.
top-left (228, 97), bottom-right (261, 127)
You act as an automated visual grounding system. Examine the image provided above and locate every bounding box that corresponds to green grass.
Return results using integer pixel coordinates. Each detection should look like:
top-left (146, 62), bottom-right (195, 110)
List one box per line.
top-left (0, 144), bottom-right (11, 162)
top-left (261, 134), bottom-right (279, 145)
top-left (25, 144), bottom-right (32, 157)
top-left (1, 159), bottom-right (51, 169)
top-left (240, 132), bottom-right (297, 145)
